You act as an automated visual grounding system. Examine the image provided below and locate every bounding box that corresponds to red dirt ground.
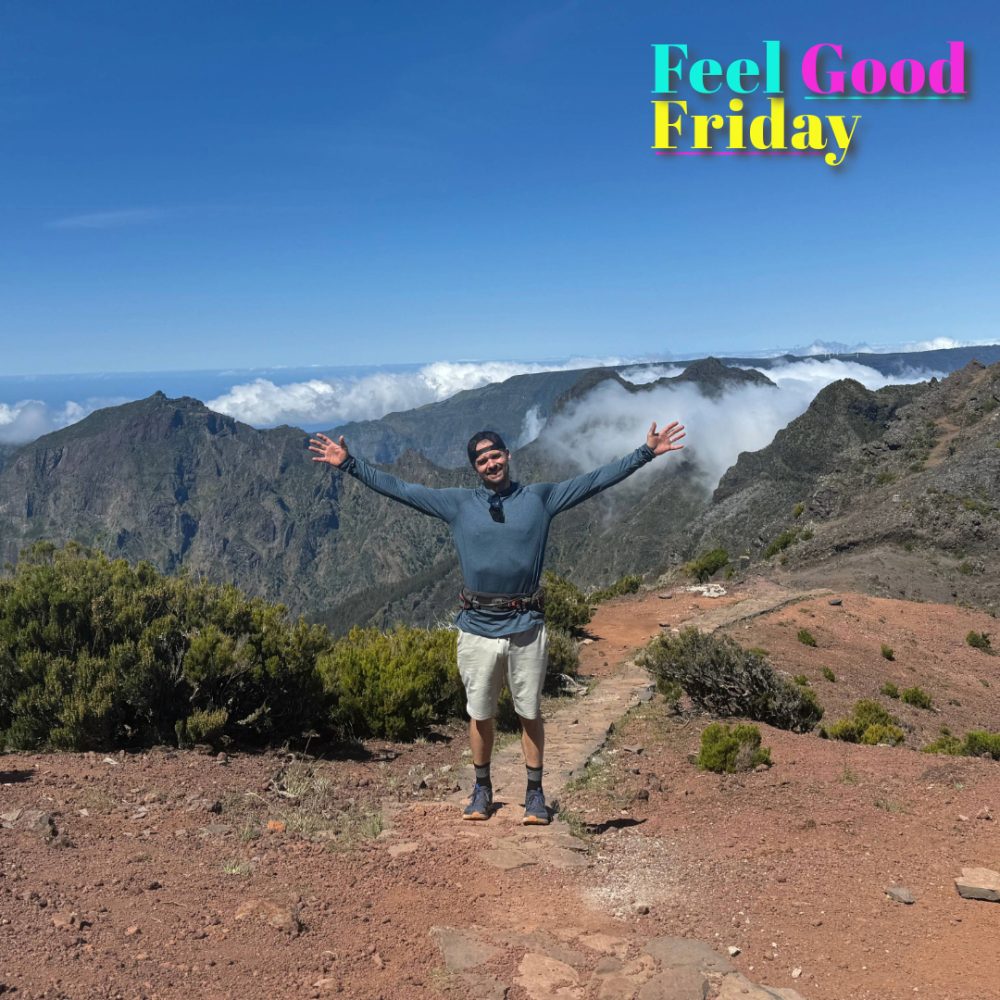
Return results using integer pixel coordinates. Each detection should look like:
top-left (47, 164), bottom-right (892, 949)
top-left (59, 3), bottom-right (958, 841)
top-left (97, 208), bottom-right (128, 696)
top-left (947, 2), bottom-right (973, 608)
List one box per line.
top-left (2, 583), bottom-right (999, 999)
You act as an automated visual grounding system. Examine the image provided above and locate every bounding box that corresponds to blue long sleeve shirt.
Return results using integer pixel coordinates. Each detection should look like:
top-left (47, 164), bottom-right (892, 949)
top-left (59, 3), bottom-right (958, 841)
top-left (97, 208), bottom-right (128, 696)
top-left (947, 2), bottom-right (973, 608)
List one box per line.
top-left (341, 444), bottom-right (656, 637)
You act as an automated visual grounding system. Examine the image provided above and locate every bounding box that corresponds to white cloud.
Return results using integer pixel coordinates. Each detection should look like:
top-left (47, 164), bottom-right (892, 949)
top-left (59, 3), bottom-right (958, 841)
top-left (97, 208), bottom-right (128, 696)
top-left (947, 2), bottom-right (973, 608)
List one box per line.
top-left (206, 356), bottom-right (633, 427)
top-left (0, 398), bottom-right (94, 444)
top-left (753, 358), bottom-right (945, 392)
top-left (515, 405), bottom-right (546, 448)
top-left (618, 364), bottom-right (686, 385)
top-left (886, 336), bottom-right (996, 353)
top-left (536, 358), bottom-right (944, 492)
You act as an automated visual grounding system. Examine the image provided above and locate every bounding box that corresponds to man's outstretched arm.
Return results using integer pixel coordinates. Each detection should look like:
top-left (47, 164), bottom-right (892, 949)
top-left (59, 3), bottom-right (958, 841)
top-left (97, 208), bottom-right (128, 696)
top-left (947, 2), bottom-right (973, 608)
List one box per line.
top-left (309, 432), bottom-right (459, 522)
top-left (542, 421), bottom-right (685, 515)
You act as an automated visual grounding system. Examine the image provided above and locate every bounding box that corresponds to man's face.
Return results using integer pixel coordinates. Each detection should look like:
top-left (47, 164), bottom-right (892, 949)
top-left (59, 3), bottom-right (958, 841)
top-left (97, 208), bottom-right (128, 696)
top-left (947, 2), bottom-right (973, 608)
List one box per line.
top-left (473, 440), bottom-right (510, 491)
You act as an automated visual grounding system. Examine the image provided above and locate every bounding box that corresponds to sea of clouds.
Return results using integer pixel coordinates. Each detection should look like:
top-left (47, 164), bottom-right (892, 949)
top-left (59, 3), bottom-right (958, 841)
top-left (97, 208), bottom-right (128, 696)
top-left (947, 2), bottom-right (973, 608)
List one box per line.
top-left (0, 335), bottom-right (987, 449)
top-left (203, 357), bottom-right (627, 428)
top-left (535, 357), bottom-right (946, 492)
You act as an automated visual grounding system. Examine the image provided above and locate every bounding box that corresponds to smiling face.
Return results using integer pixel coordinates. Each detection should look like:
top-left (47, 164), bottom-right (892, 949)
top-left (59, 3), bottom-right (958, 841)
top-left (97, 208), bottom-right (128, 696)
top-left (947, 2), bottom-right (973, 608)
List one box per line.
top-left (473, 440), bottom-right (511, 492)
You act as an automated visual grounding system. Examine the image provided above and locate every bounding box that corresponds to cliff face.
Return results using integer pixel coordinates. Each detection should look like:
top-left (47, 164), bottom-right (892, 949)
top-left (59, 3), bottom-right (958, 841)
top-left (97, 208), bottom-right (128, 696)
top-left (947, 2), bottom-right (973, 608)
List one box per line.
top-left (688, 362), bottom-right (1000, 612)
top-left (0, 393), bottom-right (462, 620)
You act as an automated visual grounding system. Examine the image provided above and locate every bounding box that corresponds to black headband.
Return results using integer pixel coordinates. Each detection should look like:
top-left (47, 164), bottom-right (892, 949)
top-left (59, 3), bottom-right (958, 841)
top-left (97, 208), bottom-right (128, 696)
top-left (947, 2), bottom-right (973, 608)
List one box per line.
top-left (467, 430), bottom-right (508, 466)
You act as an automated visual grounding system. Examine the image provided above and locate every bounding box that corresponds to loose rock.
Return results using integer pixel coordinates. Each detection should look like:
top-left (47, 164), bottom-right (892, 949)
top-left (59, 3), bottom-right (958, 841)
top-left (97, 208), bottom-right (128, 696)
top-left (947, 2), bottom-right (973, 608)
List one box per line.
top-left (955, 867), bottom-right (1000, 902)
top-left (886, 885), bottom-right (916, 905)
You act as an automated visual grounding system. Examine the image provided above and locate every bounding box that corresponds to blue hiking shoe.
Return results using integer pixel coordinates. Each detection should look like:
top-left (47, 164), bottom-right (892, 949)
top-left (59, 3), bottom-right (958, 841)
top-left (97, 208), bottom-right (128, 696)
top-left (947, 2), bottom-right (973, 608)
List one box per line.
top-left (462, 782), bottom-right (493, 821)
top-left (522, 787), bottom-right (550, 825)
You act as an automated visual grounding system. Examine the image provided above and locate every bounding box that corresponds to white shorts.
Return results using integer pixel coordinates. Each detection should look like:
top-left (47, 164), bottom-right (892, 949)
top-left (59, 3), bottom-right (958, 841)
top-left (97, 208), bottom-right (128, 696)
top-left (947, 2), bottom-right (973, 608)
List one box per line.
top-left (457, 623), bottom-right (548, 721)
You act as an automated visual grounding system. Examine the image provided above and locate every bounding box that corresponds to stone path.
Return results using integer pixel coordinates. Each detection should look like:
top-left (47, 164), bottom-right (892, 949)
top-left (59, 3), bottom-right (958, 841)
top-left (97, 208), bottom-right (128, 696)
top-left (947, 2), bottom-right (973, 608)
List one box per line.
top-left (445, 657), bottom-right (656, 821)
top-left (386, 586), bottom-right (815, 998)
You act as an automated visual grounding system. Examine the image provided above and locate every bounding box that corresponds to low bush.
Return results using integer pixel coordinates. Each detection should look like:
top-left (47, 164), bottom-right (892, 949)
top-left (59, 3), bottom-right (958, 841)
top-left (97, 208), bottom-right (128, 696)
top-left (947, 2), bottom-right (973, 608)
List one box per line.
top-left (545, 626), bottom-right (579, 683)
top-left (827, 699), bottom-right (905, 746)
top-left (637, 628), bottom-right (823, 733)
top-left (822, 667), bottom-right (836, 682)
top-left (860, 723), bottom-right (906, 746)
top-left (966, 631), bottom-right (994, 653)
top-left (683, 548), bottom-right (730, 583)
top-left (658, 679), bottom-right (684, 714)
top-left (881, 682), bottom-right (900, 699)
top-left (922, 728), bottom-right (963, 755)
top-left (880, 644), bottom-right (895, 661)
top-left (0, 542), bottom-right (330, 751)
top-left (798, 629), bottom-right (817, 647)
top-left (697, 722), bottom-right (771, 773)
top-left (763, 529), bottom-right (799, 560)
top-left (962, 730), bottom-right (1000, 760)
top-left (925, 729), bottom-right (1000, 759)
top-left (318, 626), bottom-right (462, 741)
top-left (542, 571), bottom-right (592, 634)
top-left (793, 674), bottom-right (810, 687)
top-left (901, 686), bottom-right (933, 710)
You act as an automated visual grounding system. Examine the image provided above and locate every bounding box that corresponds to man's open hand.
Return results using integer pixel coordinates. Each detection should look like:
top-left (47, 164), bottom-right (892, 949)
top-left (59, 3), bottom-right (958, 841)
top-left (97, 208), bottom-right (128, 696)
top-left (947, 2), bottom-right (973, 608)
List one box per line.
top-left (646, 421), bottom-right (685, 457)
top-left (309, 432), bottom-right (350, 467)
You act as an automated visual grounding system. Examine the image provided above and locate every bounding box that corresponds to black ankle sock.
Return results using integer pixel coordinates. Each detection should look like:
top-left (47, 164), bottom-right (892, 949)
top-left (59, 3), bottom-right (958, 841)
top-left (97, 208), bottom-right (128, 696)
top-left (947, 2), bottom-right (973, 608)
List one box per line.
top-left (526, 765), bottom-right (543, 792)
top-left (474, 762), bottom-right (492, 788)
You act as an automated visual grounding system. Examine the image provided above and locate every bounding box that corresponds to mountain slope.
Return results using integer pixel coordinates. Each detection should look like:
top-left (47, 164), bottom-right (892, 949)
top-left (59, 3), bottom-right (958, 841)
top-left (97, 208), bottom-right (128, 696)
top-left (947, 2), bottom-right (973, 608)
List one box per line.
top-left (687, 362), bottom-right (1000, 612)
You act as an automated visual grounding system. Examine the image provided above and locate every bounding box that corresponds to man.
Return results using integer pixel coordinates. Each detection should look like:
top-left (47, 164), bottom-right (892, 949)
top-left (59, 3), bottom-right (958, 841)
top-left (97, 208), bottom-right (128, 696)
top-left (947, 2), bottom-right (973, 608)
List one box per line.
top-left (309, 421), bottom-right (685, 825)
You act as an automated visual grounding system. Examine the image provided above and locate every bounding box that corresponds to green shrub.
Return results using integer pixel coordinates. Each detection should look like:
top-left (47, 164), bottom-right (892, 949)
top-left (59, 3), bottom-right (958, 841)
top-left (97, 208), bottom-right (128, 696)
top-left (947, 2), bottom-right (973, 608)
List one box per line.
top-left (658, 679), bottom-right (684, 714)
top-left (881, 682), bottom-right (900, 699)
top-left (901, 686), bottom-right (933, 710)
top-left (545, 626), bottom-right (579, 683)
top-left (966, 631), bottom-right (994, 653)
top-left (0, 542), bottom-right (331, 751)
top-left (962, 731), bottom-right (1000, 760)
top-left (542, 571), bottom-right (592, 634)
top-left (763, 529), bottom-right (799, 560)
top-left (792, 503), bottom-right (805, 518)
top-left (683, 548), bottom-right (730, 583)
top-left (923, 729), bottom-right (963, 755)
top-left (854, 699), bottom-right (897, 729)
top-left (697, 722), bottom-right (771, 773)
top-left (860, 723), bottom-right (906, 746)
top-left (589, 575), bottom-right (642, 603)
top-left (793, 674), bottom-right (810, 687)
top-left (798, 629), bottom-right (817, 647)
top-left (826, 718), bottom-right (861, 742)
top-left (318, 625), bottom-right (462, 741)
top-left (176, 707), bottom-right (229, 748)
top-left (828, 700), bottom-right (904, 746)
top-left (822, 667), bottom-right (836, 682)
top-left (880, 644), bottom-right (895, 661)
top-left (637, 628), bottom-right (823, 733)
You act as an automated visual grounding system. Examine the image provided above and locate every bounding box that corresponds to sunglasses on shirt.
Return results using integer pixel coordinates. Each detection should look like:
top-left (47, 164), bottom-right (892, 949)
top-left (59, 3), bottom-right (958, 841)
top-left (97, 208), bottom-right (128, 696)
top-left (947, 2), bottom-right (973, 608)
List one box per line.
top-left (488, 493), bottom-right (504, 523)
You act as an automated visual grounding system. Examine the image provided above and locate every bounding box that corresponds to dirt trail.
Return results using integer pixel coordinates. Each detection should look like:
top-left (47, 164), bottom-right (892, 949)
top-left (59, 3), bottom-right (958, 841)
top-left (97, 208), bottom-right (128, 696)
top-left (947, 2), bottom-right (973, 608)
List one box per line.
top-left (389, 584), bottom-right (815, 999)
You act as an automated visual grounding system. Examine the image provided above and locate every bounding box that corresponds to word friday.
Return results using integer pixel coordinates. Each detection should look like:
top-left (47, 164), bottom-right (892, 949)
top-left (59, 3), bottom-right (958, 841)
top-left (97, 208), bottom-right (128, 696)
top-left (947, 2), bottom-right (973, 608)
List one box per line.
top-left (651, 40), bottom-right (966, 167)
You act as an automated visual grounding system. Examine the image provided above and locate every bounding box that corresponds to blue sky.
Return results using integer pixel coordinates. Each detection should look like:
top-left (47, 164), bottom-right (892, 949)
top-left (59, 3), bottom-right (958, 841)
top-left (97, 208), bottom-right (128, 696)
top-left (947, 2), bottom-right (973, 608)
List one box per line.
top-left (2, 1), bottom-right (996, 376)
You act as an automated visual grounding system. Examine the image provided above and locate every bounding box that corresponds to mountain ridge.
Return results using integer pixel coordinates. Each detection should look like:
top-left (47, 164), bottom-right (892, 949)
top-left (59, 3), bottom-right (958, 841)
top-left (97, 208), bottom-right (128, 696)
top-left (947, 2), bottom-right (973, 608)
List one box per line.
top-left (0, 348), bottom-right (997, 628)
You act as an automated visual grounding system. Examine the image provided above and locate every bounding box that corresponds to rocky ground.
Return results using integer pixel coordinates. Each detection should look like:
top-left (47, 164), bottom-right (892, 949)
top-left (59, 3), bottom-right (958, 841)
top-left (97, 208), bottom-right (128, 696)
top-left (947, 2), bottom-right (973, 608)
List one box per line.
top-left (2, 582), bottom-right (1000, 999)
